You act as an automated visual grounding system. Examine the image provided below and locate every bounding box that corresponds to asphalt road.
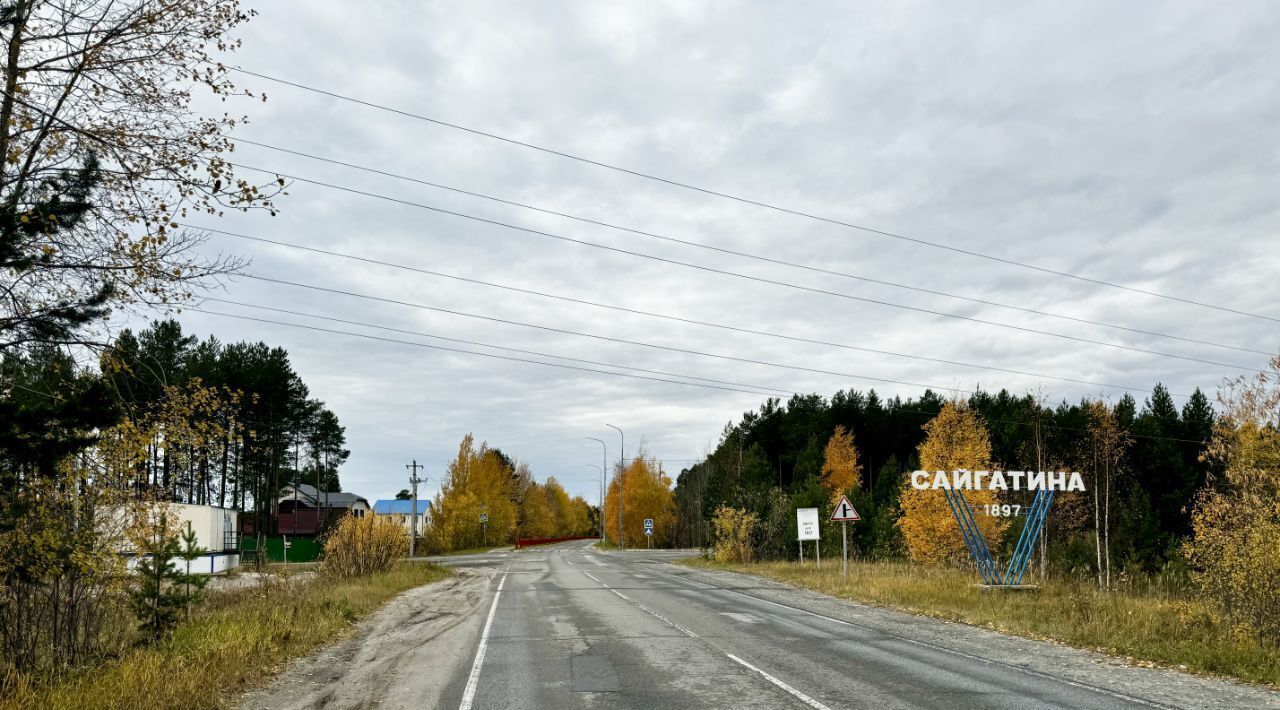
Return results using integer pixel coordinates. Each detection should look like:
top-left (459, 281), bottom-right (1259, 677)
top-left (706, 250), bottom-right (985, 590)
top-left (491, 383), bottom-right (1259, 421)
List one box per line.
top-left (245, 540), bottom-right (1280, 710)
top-left (426, 540), bottom-right (1279, 710)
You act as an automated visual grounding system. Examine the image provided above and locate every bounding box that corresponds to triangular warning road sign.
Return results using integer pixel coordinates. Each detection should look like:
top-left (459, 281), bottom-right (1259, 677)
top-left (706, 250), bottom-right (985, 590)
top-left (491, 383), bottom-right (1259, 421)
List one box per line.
top-left (830, 495), bottom-right (861, 521)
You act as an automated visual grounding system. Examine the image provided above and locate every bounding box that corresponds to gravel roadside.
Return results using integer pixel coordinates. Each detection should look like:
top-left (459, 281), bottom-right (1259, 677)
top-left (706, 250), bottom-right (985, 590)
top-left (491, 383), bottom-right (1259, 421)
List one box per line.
top-left (237, 568), bottom-right (494, 710)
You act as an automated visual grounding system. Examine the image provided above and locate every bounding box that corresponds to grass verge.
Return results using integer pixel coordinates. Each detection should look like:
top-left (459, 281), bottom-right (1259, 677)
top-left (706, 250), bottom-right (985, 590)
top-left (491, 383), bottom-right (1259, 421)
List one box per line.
top-left (682, 558), bottom-right (1280, 687)
top-left (1, 562), bottom-right (452, 710)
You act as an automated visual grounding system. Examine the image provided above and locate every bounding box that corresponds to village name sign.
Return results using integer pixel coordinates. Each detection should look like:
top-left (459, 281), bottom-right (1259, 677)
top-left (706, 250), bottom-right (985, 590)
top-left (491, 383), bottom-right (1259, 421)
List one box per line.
top-left (911, 469), bottom-right (1086, 493)
top-left (913, 469), bottom-right (1085, 588)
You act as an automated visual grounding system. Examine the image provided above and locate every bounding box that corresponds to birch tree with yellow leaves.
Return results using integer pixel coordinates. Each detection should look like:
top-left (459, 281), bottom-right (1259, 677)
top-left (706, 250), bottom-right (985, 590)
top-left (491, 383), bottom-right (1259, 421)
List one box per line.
top-left (1184, 354), bottom-right (1280, 643)
top-left (427, 434), bottom-right (517, 552)
top-left (898, 402), bottom-right (1007, 565)
top-left (604, 453), bottom-right (675, 547)
top-left (820, 425), bottom-right (862, 505)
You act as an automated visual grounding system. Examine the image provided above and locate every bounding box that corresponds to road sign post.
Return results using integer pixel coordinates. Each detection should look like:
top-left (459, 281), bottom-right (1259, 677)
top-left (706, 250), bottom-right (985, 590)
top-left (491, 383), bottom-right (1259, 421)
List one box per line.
top-left (480, 512), bottom-right (488, 548)
top-left (796, 508), bottom-right (820, 566)
top-left (643, 518), bottom-right (654, 549)
top-left (829, 494), bottom-right (861, 578)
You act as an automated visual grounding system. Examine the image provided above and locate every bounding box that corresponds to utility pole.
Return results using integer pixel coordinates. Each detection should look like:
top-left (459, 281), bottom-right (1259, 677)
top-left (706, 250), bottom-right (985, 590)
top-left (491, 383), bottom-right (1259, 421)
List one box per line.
top-left (406, 459), bottom-right (424, 558)
top-left (606, 424), bottom-right (624, 551)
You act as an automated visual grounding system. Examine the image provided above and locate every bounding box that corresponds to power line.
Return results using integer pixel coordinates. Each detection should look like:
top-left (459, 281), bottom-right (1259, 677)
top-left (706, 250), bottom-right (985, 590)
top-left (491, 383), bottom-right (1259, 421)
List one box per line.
top-left (229, 137), bottom-right (1271, 357)
top-left (192, 223), bottom-right (1196, 397)
top-left (188, 307), bottom-right (776, 397)
top-left (221, 278), bottom-right (990, 395)
top-left (201, 297), bottom-right (791, 396)
top-left (228, 66), bottom-right (1280, 325)
top-left (188, 305), bottom-right (1211, 448)
top-left (220, 165), bottom-right (1267, 375)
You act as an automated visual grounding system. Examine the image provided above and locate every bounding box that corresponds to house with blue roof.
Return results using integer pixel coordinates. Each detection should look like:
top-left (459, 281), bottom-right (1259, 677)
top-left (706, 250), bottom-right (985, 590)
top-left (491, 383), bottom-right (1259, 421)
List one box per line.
top-left (372, 499), bottom-right (431, 539)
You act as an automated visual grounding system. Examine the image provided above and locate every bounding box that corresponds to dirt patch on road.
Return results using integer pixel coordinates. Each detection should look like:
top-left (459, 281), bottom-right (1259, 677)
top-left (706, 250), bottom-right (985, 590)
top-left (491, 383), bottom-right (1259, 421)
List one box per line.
top-left (239, 567), bottom-right (494, 710)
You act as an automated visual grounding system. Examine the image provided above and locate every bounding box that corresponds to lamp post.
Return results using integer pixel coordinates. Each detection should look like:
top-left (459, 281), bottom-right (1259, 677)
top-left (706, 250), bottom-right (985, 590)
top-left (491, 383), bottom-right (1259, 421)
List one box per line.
top-left (585, 464), bottom-right (604, 543)
top-left (606, 424), bottom-right (624, 550)
top-left (586, 438), bottom-right (607, 545)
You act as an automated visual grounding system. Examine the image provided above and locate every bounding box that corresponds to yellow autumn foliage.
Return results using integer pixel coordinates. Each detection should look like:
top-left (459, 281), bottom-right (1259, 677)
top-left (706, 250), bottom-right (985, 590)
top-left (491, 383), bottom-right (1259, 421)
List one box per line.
top-left (899, 402), bottom-right (1008, 565)
top-left (321, 514), bottom-right (409, 577)
top-left (1184, 354), bottom-right (1280, 643)
top-left (820, 425), bottom-right (862, 505)
top-left (711, 506), bottom-right (758, 563)
top-left (603, 453), bottom-right (675, 547)
top-left (426, 434), bottom-right (518, 552)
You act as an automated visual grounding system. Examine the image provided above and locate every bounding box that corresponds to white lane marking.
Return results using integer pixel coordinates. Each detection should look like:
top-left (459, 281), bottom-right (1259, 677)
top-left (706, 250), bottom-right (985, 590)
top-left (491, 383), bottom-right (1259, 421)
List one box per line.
top-left (458, 571), bottom-right (507, 710)
top-left (726, 653), bottom-right (833, 710)
top-left (581, 564), bottom-right (829, 706)
top-left (720, 612), bottom-right (760, 624)
top-left (585, 554), bottom-right (608, 566)
top-left (582, 570), bottom-right (690, 634)
top-left (655, 568), bottom-right (1178, 710)
top-left (566, 559), bottom-right (575, 567)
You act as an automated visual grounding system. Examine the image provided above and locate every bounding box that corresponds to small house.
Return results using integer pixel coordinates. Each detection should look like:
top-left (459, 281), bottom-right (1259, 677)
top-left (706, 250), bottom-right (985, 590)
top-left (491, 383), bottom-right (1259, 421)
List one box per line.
top-left (372, 499), bottom-right (431, 537)
top-left (276, 483), bottom-right (370, 536)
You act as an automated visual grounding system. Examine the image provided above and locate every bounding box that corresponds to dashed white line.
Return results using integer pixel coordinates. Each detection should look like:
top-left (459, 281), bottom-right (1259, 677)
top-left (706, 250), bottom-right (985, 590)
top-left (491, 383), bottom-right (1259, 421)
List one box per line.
top-left (649, 567), bottom-right (1179, 710)
top-left (581, 563), bottom-right (831, 708)
top-left (458, 571), bottom-right (507, 710)
top-left (725, 654), bottom-right (833, 710)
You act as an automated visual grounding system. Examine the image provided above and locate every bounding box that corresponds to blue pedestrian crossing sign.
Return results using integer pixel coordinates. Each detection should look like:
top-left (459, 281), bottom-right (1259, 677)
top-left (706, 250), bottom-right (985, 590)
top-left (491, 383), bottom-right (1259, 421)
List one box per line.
top-left (479, 513), bottom-right (488, 523)
top-left (643, 518), bottom-right (654, 530)
top-left (830, 495), bottom-right (860, 522)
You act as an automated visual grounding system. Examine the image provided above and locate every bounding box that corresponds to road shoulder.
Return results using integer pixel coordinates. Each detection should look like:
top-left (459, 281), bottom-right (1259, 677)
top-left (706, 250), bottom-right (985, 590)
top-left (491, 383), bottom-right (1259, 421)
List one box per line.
top-left (662, 562), bottom-right (1280, 710)
top-left (237, 567), bottom-right (495, 710)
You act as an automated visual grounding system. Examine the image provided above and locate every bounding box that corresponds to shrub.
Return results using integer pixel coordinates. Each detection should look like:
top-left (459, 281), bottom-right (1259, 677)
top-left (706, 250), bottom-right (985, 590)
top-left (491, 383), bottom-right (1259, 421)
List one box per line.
top-left (1184, 354), bottom-right (1280, 644)
top-left (711, 506), bottom-right (758, 563)
top-left (320, 514), bottom-right (408, 577)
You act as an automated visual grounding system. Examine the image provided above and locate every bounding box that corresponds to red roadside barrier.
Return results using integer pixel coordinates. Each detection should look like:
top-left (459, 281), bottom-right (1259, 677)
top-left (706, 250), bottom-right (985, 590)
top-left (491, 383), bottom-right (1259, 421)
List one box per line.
top-left (516, 536), bottom-right (596, 549)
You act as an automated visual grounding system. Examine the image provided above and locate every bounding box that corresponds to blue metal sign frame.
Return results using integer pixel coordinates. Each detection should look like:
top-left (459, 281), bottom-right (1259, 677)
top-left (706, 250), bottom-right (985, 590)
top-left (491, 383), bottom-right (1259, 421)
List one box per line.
top-left (943, 488), bottom-right (1055, 586)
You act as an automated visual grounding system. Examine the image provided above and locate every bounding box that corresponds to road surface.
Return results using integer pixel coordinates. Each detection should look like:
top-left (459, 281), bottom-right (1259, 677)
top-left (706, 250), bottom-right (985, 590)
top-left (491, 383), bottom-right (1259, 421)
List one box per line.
top-left (243, 540), bottom-right (1280, 710)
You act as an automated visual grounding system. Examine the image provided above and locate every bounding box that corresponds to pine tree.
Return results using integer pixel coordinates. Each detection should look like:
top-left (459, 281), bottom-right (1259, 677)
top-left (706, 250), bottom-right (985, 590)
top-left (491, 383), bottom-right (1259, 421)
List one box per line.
top-left (129, 514), bottom-right (207, 641)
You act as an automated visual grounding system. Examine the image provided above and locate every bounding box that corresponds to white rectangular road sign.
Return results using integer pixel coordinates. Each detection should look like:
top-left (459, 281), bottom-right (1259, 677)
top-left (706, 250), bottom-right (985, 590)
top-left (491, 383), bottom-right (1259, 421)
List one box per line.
top-left (796, 508), bottom-right (820, 541)
top-left (643, 518), bottom-right (654, 529)
top-left (830, 495), bottom-right (861, 522)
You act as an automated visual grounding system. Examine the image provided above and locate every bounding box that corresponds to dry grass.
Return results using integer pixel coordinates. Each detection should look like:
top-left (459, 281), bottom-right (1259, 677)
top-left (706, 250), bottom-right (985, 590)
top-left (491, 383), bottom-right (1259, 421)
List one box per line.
top-left (683, 558), bottom-right (1280, 687)
top-left (0, 562), bottom-right (452, 710)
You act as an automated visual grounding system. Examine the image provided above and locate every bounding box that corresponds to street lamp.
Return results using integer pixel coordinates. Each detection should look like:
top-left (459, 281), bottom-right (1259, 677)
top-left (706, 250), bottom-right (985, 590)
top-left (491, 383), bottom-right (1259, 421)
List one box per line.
top-left (606, 424), bottom-right (624, 551)
top-left (585, 437), bottom-right (606, 544)
top-left (585, 464), bottom-right (604, 544)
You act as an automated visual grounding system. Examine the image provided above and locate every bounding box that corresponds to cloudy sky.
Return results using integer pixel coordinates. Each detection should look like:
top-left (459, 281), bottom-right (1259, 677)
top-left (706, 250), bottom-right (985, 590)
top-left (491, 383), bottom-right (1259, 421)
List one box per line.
top-left (145, 1), bottom-right (1279, 505)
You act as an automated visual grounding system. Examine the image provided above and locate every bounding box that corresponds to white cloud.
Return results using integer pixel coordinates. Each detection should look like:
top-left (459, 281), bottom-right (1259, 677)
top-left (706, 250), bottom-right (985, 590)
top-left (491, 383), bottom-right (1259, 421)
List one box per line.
top-left (153, 0), bottom-right (1280, 503)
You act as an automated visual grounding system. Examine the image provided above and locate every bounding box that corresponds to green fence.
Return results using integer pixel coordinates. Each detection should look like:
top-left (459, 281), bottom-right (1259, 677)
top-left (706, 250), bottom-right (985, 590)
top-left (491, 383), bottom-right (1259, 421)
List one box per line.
top-left (240, 535), bottom-right (322, 563)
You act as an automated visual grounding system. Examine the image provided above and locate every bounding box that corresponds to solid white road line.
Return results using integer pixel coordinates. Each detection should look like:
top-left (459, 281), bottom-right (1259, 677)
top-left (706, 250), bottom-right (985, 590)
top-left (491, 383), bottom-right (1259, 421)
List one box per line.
top-left (725, 653), bottom-right (833, 710)
top-left (458, 571), bottom-right (507, 710)
top-left (647, 567), bottom-right (1177, 710)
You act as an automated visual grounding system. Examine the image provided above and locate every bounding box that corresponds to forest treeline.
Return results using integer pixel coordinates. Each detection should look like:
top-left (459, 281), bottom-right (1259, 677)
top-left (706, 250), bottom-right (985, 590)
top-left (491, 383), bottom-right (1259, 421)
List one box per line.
top-left (3, 318), bottom-right (349, 519)
top-left (674, 384), bottom-right (1215, 577)
top-left (0, 319), bottom-right (347, 678)
top-left (425, 434), bottom-right (596, 552)
top-left (674, 361), bottom-right (1280, 644)
top-left (103, 319), bottom-right (350, 529)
